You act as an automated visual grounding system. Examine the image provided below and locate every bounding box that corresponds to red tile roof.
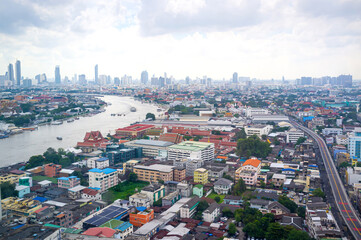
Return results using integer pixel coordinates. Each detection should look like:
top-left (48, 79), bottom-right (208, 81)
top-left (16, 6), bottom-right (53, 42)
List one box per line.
top-left (82, 227), bottom-right (116, 238)
top-left (243, 159), bottom-right (261, 168)
top-left (116, 124), bottom-right (155, 132)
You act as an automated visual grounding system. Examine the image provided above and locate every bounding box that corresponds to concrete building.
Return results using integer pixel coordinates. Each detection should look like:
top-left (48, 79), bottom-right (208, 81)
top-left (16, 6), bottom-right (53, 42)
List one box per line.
top-left (346, 167), bottom-right (361, 185)
top-left (245, 108), bottom-right (269, 117)
top-left (129, 193), bottom-right (152, 208)
top-left (235, 158), bottom-right (261, 186)
top-left (44, 163), bottom-right (62, 178)
top-left (129, 209), bottom-right (154, 227)
top-left (58, 176), bottom-right (80, 189)
top-left (115, 124), bottom-right (155, 138)
top-left (193, 168), bottom-right (209, 184)
top-left (173, 166), bottom-right (186, 182)
top-left (286, 128), bottom-right (305, 143)
top-left (193, 184), bottom-right (203, 197)
top-left (244, 124), bottom-right (273, 137)
top-left (124, 140), bottom-right (173, 158)
top-left (348, 128), bottom-right (361, 161)
top-left (322, 128), bottom-right (343, 135)
top-left (180, 197), bottom-right (200, 218)
top-left (88, 168), bottom-right (118, 192)
top-left (133, 164), bottom-right (174, 182)
top-left (202, 203), bottom-right (220, 223)
top-left (87, 157), bottom-right (110, 169)
top-left (336, 135), bottom-right (348, 145)
top-left (177, 183), bottom-right (192, 197)
top-left (168, 141), bottom-right (215, 163)
top-left (271, 174), bottom-right (287, 187)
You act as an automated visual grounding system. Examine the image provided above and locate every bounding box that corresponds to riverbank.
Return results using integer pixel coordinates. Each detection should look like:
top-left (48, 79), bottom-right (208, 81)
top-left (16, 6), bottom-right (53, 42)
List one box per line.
top-left (0, 95), bottom-right (162, 167)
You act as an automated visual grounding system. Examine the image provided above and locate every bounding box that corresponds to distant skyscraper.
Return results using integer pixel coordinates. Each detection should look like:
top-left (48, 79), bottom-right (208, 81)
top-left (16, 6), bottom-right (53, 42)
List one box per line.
top-left (151, 76), bottom-right (158, 86)
top-left (55, 66), bottom-right (61, 84)
top-left (8, 64), bottom-right (14, 85)
top-left (15, 60), bottom-right (21, 86)
top-left (114, 77), bottom-right (120, 85)
top-left (141, 71), bottom-right (148, 85)
top-left (23, 79), bottom-right (32, 88)
top-left (35, 74), bottom-right (41, 84)
top-left (78, 74), bottom-right (86, 85)
top-left (232, 72), bottom-right (238, 83)
top-left (0, 75), bottom-right (5, 87)
top-left (95, 64), bottom-right (98, 84)
top-left (185, 76), bottom-right (190, 85)
top-left (337, 74), bottom-right (352, 88)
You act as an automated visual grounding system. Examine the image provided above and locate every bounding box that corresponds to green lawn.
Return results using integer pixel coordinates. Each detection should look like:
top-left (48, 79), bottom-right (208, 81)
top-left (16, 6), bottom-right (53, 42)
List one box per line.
top-left (207, 192), bottom-right (225, 203)
top-left (103, 181), bottom-right (149, 203)
top-left (32, 175), bottom-right (58, 184)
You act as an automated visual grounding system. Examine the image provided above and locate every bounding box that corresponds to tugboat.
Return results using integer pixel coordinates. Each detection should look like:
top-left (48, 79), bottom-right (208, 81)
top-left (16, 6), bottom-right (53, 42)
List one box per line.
top-left (56, 136), bottom-right (63, 140)
top-left (130, 107), bottom-right (136, 112)
top-left (67, 119), bottom-right (74, 123)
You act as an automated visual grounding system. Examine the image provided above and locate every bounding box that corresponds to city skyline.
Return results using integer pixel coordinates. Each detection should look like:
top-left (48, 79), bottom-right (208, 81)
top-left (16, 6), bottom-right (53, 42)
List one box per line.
top-left (0, 0), bottom-right (361, 79)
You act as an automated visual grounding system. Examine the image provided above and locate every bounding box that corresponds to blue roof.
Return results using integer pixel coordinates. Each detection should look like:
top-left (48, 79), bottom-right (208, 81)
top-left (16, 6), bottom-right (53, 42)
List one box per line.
top-left (116, 222), bottom-right (132, 231)
top-left (58, 176), bottom-right (79, 181)
top-left (33, 196), bottom-right (47, 202)
top-left (282, 168), bottom-right (296, 172)
top-left (309, 164), bottom-right (318, 168)
top-left (136, 207), bottom-right (147, 212)
top-left (89, 168), bottom-right (116, 174)
top-left (96, 157), bottom-right (109, 162)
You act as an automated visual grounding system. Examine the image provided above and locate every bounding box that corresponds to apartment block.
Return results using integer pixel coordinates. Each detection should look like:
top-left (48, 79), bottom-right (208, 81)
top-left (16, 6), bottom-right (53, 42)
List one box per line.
top-left (133, 164), bottom-right (174, 182)
top-left (88, 168), bottom-right (118, 192)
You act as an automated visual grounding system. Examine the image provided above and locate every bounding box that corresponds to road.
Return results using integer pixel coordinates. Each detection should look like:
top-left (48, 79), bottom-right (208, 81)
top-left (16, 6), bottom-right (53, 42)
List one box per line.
top-left (292, 120), bottom-right (361, 240)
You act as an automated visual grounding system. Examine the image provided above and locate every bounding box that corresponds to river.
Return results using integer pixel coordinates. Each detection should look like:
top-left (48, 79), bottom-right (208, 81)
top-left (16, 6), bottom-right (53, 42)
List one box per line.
top-left (0, 96), bottom-right (161, 167)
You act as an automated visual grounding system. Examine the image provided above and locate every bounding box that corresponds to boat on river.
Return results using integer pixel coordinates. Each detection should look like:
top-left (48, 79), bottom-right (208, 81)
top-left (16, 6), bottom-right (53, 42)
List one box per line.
top-left (56, 136), bottom-right (63, 140)
top-left (51, 121), bottom-right (63, 125)
top-left (130, 107), bottom-right (136, 112)
top-left (67, 119), bottom-right (75, 123)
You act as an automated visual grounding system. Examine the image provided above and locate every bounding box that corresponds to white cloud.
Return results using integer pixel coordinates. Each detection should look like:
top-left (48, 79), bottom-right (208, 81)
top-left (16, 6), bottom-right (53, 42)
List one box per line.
top-left (0, 0), bottom-right (360, 80)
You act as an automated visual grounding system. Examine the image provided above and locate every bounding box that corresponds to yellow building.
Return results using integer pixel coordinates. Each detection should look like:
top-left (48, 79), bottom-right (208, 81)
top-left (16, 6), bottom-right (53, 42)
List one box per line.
top-left (133, 164), bottom-right (174, 182)
top-left (0, 171), bottom-right (27, 184)
top-left (1, 197), bottom-right (42, 217)
top-left (194, 168), bottom-right (209, 184)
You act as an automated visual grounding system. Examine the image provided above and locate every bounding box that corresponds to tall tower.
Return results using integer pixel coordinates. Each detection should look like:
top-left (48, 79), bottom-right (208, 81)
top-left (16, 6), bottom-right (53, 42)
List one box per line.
top-left (232, 72), bottom-right (238, 83)
top-left (141, 70), bottom-right (148, 85)
top-left (8, 63), bottom-right (14, 85)
top-left (95, 64), bottom-right (98, 84)
top-left (55, 65), bottom-right (61, 84)
top-left (15, 60), bottom-right (21, 86)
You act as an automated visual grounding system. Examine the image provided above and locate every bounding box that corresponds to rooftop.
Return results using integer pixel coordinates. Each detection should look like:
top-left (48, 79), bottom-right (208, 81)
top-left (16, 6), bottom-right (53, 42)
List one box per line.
top-left (168, 141), bottom-right (213, 151)
top-left (131, 139), bottom-right (174, 147)
top-left (116, 124), bottom-right (155, 132)
top-left (134, 164), bottom-right (174, 173)
top-left (89, 168), bottom-right (117, 174)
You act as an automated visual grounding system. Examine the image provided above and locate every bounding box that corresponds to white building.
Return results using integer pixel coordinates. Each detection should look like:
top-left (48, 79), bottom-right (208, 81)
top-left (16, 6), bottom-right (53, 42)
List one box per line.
top-left (286, 128), bottom-right (304, 143)
top-left (168, 141), bottom-right (215, 162)
top-left (336, 135), bottom-right (348, 145)
top-left (88, 168), bottom-right (118, 192)
top-left (202, 203), bottom-right (220, 223)
top-left (322, 128), bottom-right (343, 136)
top-left (245, 108), bottom-right (269, 117)
top-left (244, 124), bottom-right (273, 137)
top-left (348, 128), bottom-right (361, 161)
top-left (124, 140), bottom-right (173, 157)
top-left (346, 167), bottom-right (361, 185)
top-left (180, 197), bottom-right (200, 218)
top-left (129, 193), bottom-right (152, 208)
top-left (87, 157), bottom-right (110, 169)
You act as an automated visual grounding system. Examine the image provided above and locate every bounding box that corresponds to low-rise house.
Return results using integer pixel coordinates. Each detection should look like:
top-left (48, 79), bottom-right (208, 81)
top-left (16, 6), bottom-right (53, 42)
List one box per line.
top-left (193, 184), bottom-right (203, 198)
top-left (223, 195), bottom-right (243, 205)
top-left (267, 201), bottom-right (290, 215)
top-left (194, 168), bottom-right (209, 184)
top-left (81, 188), bottom-right (102, 200)
top-left (202, 203), bottom-right (220, 223)
top-left (214, 178), bottom-right (233, 195)
top-left (115, 222), bottom-right (133, 239)
top-left (16, 185), bottom-right (30, 198)
top-left (162, 191), bottom-right (181, 207)
top-left (250, 199), bottom-right (270, 213)
top-left (280, 215), bottom-right (303, 230)
top-left (68, 185), bottom-right (87, 199)
top-left (272, 174), bottom-right (287, 187)
top-left (177, 183), bottom-right (192, 197)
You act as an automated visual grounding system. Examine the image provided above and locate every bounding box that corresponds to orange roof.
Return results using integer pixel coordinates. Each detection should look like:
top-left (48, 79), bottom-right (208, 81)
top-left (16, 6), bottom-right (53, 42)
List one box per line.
top-left (243, 159), bottom-right (261, 168)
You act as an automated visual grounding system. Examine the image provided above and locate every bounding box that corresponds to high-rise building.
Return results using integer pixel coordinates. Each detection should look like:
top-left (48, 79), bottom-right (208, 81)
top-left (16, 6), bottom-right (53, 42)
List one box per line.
top-left (349, 128), bottom-right (361, 161)
top-left (114, 77), bottom-right (120, 85)
top-left (22, 79), bottom-right (32, 88)
top-left (55, 65), bottom-right (61, 84)
top-left (185, 76), bottom-right (190, 85)
top-left (151, 76), bottom-right (158, 86)
top-left (95, 64), bottom-right (98, 84)
top-left (337, 74), bottom-right (352, 88)
top-left (232, 72), bottom-right (238, 83)
top-left (0, 75), bottom-right (5, 87)
top-left (78, 74), bottom-right (86, 85)
top-left (35, 74), bottom-right (41, 84)
top-left (15, 60), bottom-right (21, 86)
top-left (141, 71), bottom-right (148, 85)
top-left (8, 64), bottom-right (14, 85)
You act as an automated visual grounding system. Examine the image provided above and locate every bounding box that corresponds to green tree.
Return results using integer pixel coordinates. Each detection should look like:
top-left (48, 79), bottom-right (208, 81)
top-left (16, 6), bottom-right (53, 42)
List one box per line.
top-left (235, 128), bottom-right (247, 140)
top-left (146, 113), bottom-right (155, 120)
top-left (0, 182), bottom-right (17, 198)
top-left (153, 199), bottom-right (162, 207)
top-left (286, 229), bottom-right (311, 240)
top-left (266, 222), bottom-right (284, 240)
top-left (233, 178), bottom-right (246, 196)
top-left (243, 221), bottom-right (263, 238)
top-left (25, 155), bottom-right (45, 169)
top-left (297, 206), bottom-right (306, 218)
top-left (197, 200), bottom-right (209, 212)
top-left (128, 172), bottom-right (138, 182)
top-left (295, 137), bottom-right (307, 145)
top-left (222, 207), bottom-right (234, 218)
top-left (312, 188), bottom-right (325, 198)
top-left (223, 174), bottom-right (233, 181)
top-left (261, 134), bottom-right (267, 140)
top-left (278, 196), bottom-right (298, 213)
top-left (237, 135), bottom-right (272, 158)
top-left (228, 223), bottom-right (237, 236)
top-left (214, 196), bottom-right (221, 203)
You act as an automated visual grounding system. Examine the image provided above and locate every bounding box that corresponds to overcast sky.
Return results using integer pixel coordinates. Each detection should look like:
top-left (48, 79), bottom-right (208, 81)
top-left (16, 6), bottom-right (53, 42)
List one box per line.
top-left (0, 0), bottom-right (361, 80)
